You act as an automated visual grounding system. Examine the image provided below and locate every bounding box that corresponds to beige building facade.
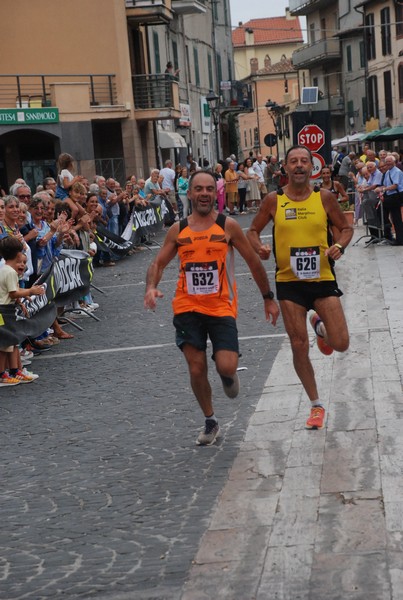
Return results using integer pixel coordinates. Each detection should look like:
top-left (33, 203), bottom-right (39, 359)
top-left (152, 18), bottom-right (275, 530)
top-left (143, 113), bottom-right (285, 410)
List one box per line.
top-left (0, 0), bottom-right (235, 191)
top-left (232, 13), bottom-right (303, 160)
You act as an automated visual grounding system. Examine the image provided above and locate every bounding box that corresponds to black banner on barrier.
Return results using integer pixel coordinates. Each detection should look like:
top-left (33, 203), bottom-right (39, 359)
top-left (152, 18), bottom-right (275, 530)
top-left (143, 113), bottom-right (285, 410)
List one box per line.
top-left (0, 250), bottom-right (93, 346)
top-left (121, 204), bottom-right (165, 245)
top-left (94, 225), bottom-right (134, 256)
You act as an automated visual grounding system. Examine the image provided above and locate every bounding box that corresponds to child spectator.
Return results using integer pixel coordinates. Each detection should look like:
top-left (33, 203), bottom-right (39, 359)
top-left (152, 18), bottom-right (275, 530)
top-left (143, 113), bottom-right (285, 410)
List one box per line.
top-left (0, 237), bottom-right (45, 385)
top-left (56, 153), bottom-right (84, 202)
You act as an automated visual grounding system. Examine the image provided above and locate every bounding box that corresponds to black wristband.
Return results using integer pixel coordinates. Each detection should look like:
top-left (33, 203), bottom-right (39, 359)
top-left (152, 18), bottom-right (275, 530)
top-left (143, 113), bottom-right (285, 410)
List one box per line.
top-left (262, 290), bottom-right (275, 300)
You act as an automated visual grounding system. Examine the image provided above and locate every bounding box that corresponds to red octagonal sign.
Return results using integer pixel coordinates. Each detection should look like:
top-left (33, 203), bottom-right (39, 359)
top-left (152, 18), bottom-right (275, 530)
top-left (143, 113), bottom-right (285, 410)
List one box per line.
top-left (298, 125), bottom-right (325, 152)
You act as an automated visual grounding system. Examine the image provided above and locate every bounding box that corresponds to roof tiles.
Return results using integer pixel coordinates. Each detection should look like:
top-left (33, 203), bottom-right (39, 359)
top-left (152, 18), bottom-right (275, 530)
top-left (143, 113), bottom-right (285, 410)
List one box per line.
top-left (232, 16), bottom-right (303, 47)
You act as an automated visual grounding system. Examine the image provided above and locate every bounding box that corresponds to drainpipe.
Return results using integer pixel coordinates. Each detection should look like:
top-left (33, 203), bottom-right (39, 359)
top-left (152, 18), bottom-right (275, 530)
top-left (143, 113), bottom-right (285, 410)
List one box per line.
top-left (354, 5), bottom-right (369, 124)
top-left (145, 24), bottom-right (161, 170)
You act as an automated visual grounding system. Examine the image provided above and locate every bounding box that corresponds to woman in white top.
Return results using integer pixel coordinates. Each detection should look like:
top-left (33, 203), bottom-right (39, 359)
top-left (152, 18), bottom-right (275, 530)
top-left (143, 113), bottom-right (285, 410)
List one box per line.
top-left (244, 157), bottom-right (260, 211)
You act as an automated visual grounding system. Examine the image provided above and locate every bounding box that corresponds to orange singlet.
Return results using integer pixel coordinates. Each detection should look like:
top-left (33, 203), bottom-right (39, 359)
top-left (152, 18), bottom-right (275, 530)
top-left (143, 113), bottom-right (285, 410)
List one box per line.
top-left (172, 214), bottom-right (237, 318)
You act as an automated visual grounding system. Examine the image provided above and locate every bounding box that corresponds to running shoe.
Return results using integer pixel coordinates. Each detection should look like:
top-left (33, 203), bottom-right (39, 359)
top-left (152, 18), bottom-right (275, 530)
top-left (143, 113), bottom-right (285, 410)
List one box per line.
top-left (21, 368), bottom-right (39, 381)
top-left (14, 369), bottom-right (36, 384)
top-left (20, 348), bottom-right (34, 360)
top-left (309, 312), bottom-right (334, 356)
top-left (0, 372), bottom-right (20, 386)
top-left (196, 419), bottom-right (220, 446)
top-left (220, 373), bottom-right (240, 399)
top-left (305, 406), bottom-right (325, 430)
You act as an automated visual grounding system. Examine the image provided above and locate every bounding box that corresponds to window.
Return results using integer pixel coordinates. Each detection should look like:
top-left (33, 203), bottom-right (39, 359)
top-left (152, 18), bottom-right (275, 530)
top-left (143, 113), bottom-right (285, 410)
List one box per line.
top-left (153, 31), bottom-right (161, 73)
top-left (217, 53), bottom-right (222, 86)
top-left (213, 0), bottom-right (218, 21)
top-left (172, 40), bottom-right (179, 72)
top-left (223, 0), bottom-right (229, 26)
top-left (320, 18), bottom-right (326, 40)
top-left (399, 64), bottom-right (403, 101)
top-left (381, 7), bottom-right (392, 55)
top-left (253, 127), bottom-right (259, 147)
top-left (346, 45), bottom-right (352, 72)
top-left (208, 54), bottom-right (214, 90)
top-left (249, 128), bottom-right (252, 147)
top-left (284, 115), bottom-right (290, 137)
top-left (365, 14), bottom-right (376, 61)
top-left (396, 2), bottom-right (403, 38)
top-left (244, 129), bottom-right (247, 148)
top-left (227, 58), bottom-right (232, 81)
top-left (362, 96), bottom-right (367, 123)
top-left (347, 100), bottom-right (354, 118)
top-left (384, 71), bottom-right (393, 117)
top-left (310, 23), bottom-right (316, 44)
top-left (193, 47), bottom-right (200, 86)
top-left (359, 41), bottom-right (365, 68)
top-left (368, 75), bottom-right (378, 118)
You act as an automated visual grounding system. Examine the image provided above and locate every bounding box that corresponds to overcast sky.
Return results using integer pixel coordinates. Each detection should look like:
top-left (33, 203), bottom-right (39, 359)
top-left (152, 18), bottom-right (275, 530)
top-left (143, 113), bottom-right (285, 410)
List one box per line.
top-left (229, 0), bottom-right (290, 27)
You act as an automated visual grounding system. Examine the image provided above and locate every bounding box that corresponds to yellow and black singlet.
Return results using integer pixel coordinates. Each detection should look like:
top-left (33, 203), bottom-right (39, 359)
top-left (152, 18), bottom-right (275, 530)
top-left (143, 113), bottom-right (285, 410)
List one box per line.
top-left (273, 190), bottom-right (335, 283)
top-left (172, 213), bottom-right (237, 318)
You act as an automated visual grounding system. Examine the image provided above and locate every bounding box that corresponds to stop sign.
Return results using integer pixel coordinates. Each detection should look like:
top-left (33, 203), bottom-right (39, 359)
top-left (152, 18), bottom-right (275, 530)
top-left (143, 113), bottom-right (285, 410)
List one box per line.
top-left (298, 125), bottom-right (325, 152)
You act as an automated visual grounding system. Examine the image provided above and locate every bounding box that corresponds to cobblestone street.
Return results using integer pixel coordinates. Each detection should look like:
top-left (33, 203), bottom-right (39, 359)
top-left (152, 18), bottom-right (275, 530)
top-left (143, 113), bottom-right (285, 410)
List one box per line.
top-left (0, 216), bottom-right (283, 599)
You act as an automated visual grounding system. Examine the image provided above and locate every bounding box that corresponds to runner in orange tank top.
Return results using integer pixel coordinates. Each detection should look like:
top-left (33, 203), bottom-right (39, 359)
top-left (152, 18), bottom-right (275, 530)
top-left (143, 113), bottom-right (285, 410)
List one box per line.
top-left (144, 171), bottom-right (279, 446)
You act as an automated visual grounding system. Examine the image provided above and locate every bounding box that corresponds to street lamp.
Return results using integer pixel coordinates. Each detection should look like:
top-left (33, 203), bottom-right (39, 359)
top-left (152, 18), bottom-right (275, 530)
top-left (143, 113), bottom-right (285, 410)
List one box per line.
top-left (206, 90), bottom-right (220, 163)
top-left (265, 99), bottom-right (284, 159)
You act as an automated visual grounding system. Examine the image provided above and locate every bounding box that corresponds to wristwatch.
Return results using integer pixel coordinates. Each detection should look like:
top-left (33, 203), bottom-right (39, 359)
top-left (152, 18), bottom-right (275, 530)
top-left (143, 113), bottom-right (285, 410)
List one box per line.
top-left (262, 290), bottom-right (275, 300)
top-left (334, 243), bottom-right (345, 254)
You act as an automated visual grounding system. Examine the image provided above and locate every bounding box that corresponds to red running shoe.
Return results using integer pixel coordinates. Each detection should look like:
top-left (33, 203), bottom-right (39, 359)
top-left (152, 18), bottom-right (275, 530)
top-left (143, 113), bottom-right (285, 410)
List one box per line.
top-left (306, 406), bottom-right (325, 430)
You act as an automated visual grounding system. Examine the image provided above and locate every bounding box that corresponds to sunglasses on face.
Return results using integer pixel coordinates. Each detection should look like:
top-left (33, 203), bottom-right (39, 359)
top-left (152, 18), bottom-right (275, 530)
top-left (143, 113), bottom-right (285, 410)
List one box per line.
top-left (18, 194), bottom-right (31, 200)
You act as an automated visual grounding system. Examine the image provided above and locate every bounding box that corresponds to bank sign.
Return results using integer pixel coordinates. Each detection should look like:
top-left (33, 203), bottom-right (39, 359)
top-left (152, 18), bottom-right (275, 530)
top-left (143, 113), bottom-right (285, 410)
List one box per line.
top-left (0, 107), bottom-right (59, 125)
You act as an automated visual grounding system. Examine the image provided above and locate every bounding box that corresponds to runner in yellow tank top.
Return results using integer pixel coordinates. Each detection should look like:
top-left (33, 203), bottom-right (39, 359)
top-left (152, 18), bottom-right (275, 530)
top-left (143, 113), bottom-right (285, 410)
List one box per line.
top-left (144, 171), bottom-right (279, 446)
top-left (247, 145), bottom-right (353, 431)
top-left (273, 188), bottom-right (335, 282)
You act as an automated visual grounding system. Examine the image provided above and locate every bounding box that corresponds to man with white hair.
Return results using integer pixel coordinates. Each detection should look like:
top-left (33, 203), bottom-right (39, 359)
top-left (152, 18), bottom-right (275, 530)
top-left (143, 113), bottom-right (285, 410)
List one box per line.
top-left (375, 155), bottom-right (403, 245)
top-left (252, 154), bottom-right (267, 208)
top-left (159, 160), bottom-right (177, 211)
top-left (105, 178), bottom-right (120, 236)
top-left (10, 183), bottom-right (32, 206)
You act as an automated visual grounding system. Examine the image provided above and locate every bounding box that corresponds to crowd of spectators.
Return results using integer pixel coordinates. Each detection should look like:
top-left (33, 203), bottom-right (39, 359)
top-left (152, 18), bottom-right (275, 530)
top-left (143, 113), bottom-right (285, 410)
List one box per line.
top-left (326, 145), bottom-right (403, 245)
top-left (1, 144), bottom-right (402, 385)
top-left (0, 151), bottom-right (197, 385)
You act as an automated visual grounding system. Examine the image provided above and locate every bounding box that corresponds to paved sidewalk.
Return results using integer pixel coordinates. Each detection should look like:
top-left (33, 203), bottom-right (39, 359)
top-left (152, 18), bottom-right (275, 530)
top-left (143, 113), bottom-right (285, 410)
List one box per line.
top-left (181, 228), bottom-right (403, 600)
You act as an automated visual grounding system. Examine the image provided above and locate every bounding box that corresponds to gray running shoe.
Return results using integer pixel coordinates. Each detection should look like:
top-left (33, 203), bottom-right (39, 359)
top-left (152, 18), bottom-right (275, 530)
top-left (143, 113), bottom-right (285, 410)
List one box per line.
top-left (220, 372), bottom-right (240, 399)
top-left (196, 419), bottom-right (220, 446)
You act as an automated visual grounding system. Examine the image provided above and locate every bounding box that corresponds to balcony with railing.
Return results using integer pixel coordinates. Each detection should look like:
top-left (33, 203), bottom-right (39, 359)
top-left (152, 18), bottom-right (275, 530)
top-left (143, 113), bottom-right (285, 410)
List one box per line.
top-left (132, 74), bottom-right (181, 120)
top-left (171, 0), bottom-right (206, 14)
top-left (218, 81), bottom-right (254, 114)
top-left (125, 0), bottom-right (173, 24)
top-left (289, 0), bottom-right (332, 16)
top-left (0, 74), bottom-right (118, 109)
top-left (292, 38), bottom-right (341, 69)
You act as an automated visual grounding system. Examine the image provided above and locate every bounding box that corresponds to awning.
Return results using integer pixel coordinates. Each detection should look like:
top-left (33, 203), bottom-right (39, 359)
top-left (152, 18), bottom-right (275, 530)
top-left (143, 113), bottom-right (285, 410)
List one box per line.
top-left (361, 128), bottom-right (391, 141)
top-left (158, 130), bottom-right (187, 149)
top-left (331, 132), bottom-right (366, 146)
top-left (370, 125), bottom-right (403, 141)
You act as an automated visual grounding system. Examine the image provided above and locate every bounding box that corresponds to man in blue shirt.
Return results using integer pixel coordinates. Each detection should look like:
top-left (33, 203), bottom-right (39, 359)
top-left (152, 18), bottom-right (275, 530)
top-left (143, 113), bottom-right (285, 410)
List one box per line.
top-left (375, 155), bottom-right (403, 245)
